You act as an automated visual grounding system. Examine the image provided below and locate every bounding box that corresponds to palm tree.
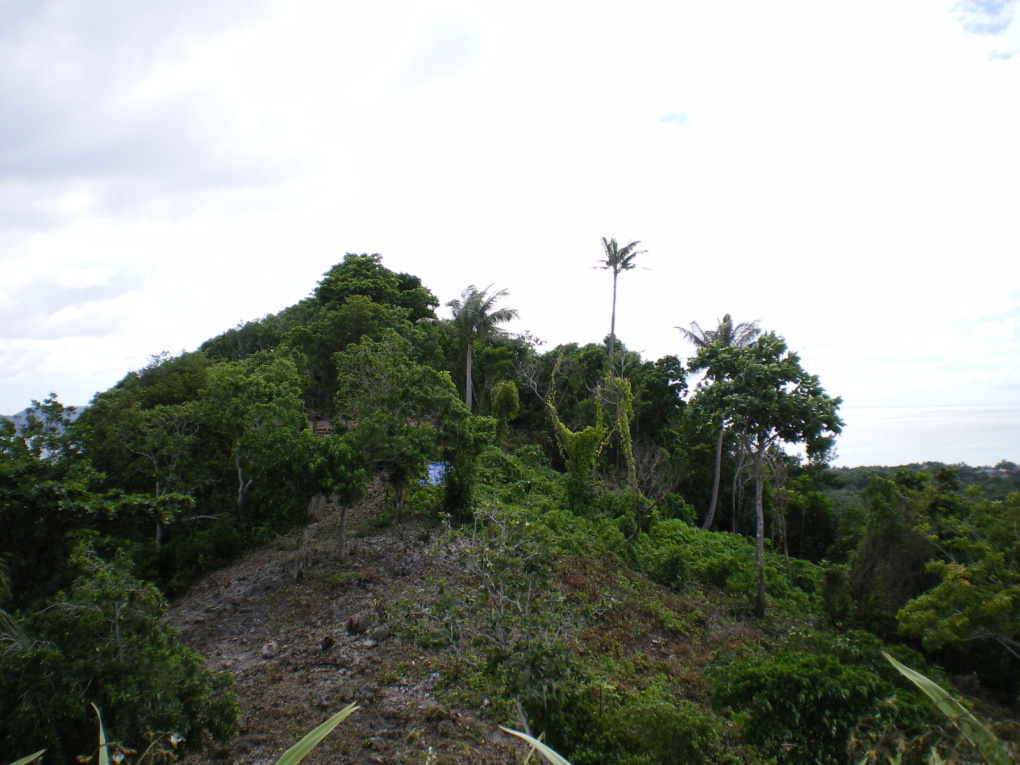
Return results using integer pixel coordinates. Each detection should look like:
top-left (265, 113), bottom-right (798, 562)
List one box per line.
top-left (598, 237), bottom-right (646, 367)
top-left (0, 556), bottom-right (27, 652)
top-left (679, 314), bottom-right (761, 530)
top-left (677, 313), bottom-right (760, 351)
top-left (447, 285), bottom-right (518, 411)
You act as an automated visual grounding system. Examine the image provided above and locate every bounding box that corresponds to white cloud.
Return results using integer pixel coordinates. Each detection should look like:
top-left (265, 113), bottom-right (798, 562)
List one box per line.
top-left (0, 0), bottom-right (283, 229)
top-left (951, 0), bottom-right (1020, 58)
top-left (394, 23), bottom-right (484, 91)
top-left (953, 0), bottom-right (1018, 35)
top-left (0, 0), bottom-right (1018, 468)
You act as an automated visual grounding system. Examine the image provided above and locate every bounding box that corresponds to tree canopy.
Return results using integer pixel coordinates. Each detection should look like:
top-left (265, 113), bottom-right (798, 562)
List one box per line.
top-left (690, 333), bottom-right (843, 615)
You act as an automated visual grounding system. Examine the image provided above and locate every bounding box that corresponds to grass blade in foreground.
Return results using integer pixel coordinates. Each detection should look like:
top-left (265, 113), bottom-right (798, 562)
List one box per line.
top-left (5, 752), bottom-right (46, 765)
top-left (91, 703), bottom-right (110, 765)
top-left (883, 652), bottom-right (1011, 765)
top-left (499, 727), bottom-right (574, 765)
top-left (275, 703), bottom-right (360, 765)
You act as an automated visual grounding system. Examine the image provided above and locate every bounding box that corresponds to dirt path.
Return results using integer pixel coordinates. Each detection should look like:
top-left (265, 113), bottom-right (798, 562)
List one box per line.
top-left (168, 498), bottom-right (522, 765)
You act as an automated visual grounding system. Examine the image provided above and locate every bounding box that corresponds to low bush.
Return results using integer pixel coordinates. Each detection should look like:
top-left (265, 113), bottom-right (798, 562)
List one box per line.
top-left (538, 680), bottom-right (724, 765)
top-left (708, 630), bottom-right (931, 765)
top-left (630, 519), bottom-right (820, 610)
top-left (0, 540), bottom-right (238, 762)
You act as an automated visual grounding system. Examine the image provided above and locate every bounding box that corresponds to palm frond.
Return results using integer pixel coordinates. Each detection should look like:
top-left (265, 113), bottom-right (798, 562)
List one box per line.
top-left (676, 321), bottom-right (711, 348)
top-left (677, 315), bottom-right (760, 350)
top-left (598, 237), bottom-right (645, 273)
top-left (0, 609), bottom-right (28, 652)
top-left (446, 284), bottom-right (518, 340)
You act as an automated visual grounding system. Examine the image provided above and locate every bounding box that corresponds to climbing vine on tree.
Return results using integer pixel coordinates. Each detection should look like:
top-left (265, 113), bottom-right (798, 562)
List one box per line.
top-left (601, 374), bottom-right (652, 539)
top-left (545, 375), bottom-right (609, 514)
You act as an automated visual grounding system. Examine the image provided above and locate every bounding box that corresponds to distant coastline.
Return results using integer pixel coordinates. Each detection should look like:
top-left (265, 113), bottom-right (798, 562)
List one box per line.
top-left (834, 404), bottom-right (1020, 468)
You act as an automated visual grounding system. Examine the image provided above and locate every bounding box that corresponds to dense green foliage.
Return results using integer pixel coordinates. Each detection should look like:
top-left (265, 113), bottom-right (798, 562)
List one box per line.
top-left (708, 631), bottom-right (931, 764)
top-left (3, 250), bottom-right (1015, 763)
top-left (0, 540), bottom-right (237, 761)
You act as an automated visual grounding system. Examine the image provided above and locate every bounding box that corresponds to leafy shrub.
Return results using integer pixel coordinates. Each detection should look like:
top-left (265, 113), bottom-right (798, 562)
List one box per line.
top-left (711, 652), bottom-right (887, 764)
top-left (659, 493), bottom-right (697, 525)
top-left (514, 444), bottom-right (551, 469)
top-left (394, 505), bottom-right (584, 720)
top-left (540, 681), bottom-right (724, 765)
top-left (708, 631), bottom-right (931, 765)
top-left (476, 445), bottom-right (565, 512)
top-left (403, 482), bottom-right (445, 517)
top-left (146, 517), bottom-right (247, 594)
top-left (630, 520), bottom-right (820, 610)
top-left (538, 509), bottom-right (627, 558)
top-left (0, 541), bottom-right (238, 762)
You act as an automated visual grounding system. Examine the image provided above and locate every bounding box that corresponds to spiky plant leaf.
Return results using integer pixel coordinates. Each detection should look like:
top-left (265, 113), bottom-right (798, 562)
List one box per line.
top-left (883, 652), bottom-right (1010, 765)
top-left (5, 751), bottom-right (46, 765)
top-left (275, 703), bottom-right (359, 765)
top-left (91, 703), bottom-right (109, 765)
top-left (499, 727), bottom-right (574, 765)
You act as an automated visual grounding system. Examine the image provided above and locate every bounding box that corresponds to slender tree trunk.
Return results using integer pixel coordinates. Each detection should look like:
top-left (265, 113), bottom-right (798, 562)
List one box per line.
top-left (154, 479), bottom-right (166, 546)
top-left (339, 505), bottom-right (348, 560)
top-left (394, 481), bottom-right (405, 523)
top-left (236, 455), bottom-right (253, 524)
top-left (113, 602), bottom-right (124, 663)
top-left (701, 424), bottom-right (726, 530)
top-left (609, 272), bottom-right (618, 366)
top-left (777, 500), bottom-right (792, 582)
top-left (465, 341), bottom-right (474, 410)
top-left (514, 698), bottom-right (532, 737)
top-left (753, 449), bottom-right (767, 618)
top-left (768, 454), bottom-right (792, 580)
top-left (731, 444), bottom-right (747, 534)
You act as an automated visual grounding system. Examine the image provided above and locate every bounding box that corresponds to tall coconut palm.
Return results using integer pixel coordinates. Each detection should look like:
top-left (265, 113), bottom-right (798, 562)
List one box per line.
top-left (447, 285), bottom-right (518, 410)
top-left (598, 237), bottom-right (646, 368)
top-left (680, 314), bottom-right (761, 530)
top-left (678, 313), bottom-right (760, 351)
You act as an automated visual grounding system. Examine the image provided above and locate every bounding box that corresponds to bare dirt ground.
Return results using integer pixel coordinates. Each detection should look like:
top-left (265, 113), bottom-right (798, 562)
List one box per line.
top-left (167, 492), bottom-right (525, 765)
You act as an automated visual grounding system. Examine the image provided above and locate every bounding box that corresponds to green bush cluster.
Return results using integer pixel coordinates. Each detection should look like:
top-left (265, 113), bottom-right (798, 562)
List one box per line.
top-left (708, 631), bottom-right (931, 765)
top-left (630, 519), bottom-right (821, 609)
top-left (536, 681), bottom-right (724, 765)
top-left (475, 444), bottom-right (565, 511)
top-left (140, 517), bottom-right (247, 595)
top-left (0, 540), bottom-right (238, 762)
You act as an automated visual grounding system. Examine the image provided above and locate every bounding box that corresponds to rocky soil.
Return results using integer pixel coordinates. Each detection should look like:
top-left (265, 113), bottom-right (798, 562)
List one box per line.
top-left (168, 494), bottom-right (525, 765)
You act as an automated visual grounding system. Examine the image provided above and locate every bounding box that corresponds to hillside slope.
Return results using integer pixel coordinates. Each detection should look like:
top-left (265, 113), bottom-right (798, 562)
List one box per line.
top-left (167, 491), bottom-right (760, 764)
top-left (168, 493), bottom-right (527, 764)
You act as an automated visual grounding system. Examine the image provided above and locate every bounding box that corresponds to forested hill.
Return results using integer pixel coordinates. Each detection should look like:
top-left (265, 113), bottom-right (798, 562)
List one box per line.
top-left (1, 253), bottom-right (1017, 764)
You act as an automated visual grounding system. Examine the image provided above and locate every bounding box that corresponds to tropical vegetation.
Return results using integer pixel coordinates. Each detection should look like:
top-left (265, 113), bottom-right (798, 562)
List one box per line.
top-left (1, 247), bottom-right (1016, 763)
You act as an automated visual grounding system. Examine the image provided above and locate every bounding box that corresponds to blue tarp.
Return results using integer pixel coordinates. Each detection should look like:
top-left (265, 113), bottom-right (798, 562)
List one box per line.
top-left (421, 461), bottom-right (447, 486)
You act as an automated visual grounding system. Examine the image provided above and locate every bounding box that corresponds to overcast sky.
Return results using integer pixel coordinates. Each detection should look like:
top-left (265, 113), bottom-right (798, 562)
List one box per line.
top-left (1, 0), bottom-right (1018, 465)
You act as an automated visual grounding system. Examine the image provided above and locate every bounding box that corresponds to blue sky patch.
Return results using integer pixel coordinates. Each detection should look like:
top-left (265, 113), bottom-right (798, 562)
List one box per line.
top-left (659, 112), bottom-right (692, 126)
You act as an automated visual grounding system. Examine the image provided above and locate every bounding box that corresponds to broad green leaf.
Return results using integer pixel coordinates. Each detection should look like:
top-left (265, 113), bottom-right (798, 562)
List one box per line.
top-left (5, 751), bottom-right (46, 765)
top-left (499, 727), bottom-right (574, 765)
top-left (883, 653), bottom-right (1010, 765)
top-left (275, 703), bottom-right (359, 765)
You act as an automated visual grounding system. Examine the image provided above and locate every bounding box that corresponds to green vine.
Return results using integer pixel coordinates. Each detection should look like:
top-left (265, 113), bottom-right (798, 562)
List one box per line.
top-left (545, 362), bottom-right (609, 513)
top-left (601, 375), bottom-right (650, 538)
top-left (490, 380), bottom-right (520, 447)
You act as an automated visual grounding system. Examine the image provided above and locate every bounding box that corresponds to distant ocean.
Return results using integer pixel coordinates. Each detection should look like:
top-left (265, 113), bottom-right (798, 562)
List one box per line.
top-left (833, 404), bottom-right (1020, 468)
